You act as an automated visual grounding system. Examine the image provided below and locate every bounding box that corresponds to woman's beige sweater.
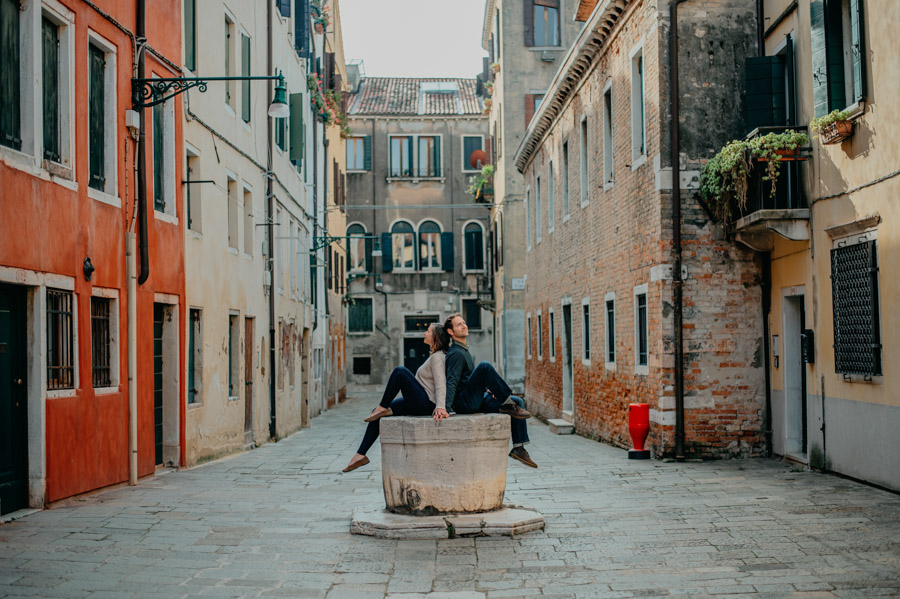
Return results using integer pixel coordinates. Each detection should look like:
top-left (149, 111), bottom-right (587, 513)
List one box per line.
top-left (415, 351), bottom-right (447, 411)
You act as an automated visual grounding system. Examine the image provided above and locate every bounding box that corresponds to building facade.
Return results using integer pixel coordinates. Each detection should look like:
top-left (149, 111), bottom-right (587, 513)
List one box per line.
top-left (344, 77), bottom-right (493, 386)
top-left (515, 0), bottom-right (766, 458)
top-left (479, 0), bottom-right (583, 394)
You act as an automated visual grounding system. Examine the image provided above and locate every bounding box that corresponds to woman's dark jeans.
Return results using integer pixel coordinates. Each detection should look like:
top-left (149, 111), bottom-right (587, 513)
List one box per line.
top-left (356, 366), bottom-right (435, 456)
top-left (455, 362), bottom-right (530, 445)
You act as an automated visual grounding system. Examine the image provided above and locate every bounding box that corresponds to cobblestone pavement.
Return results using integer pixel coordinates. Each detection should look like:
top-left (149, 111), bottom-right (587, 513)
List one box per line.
top-left (1, 389), bottom-right (899, 599)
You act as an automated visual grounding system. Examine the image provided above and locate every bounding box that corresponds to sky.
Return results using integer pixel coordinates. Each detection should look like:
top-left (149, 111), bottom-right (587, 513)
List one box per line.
top-left (340, 0), bottom-right (489, 78)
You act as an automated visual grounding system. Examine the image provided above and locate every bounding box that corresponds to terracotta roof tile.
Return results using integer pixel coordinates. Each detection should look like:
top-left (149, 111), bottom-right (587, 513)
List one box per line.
top-left (349, 77), bottom-right (483, 116)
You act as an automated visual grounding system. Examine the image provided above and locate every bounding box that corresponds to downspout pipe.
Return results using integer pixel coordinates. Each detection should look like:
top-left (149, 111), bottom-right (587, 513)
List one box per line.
top-left (136, 0), bottom-right (149, 285)
top-left (267, 0), bottom-right (277, 440)
top-left (669, 0), bottom-right (686, 460)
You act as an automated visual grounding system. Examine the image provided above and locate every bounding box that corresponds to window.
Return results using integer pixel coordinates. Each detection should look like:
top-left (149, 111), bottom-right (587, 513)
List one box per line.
top-left (535, 174), bottom-right (542, 242)
top-left (243, 186), bottom-right (253, 256)
top-left (464, 222), bottom-right (484, 271)
top-left (547, 162), bottom-right (555, 231)
top-left (347, 136), bottom-right (370, 170)
top-left (226, 175), bottom-right (238, 248)
top-left (152, 95), bottom-right (175, 215)
top-left (549, 309), bottom-right (556, 359)
top-left (353, 356), bottom-right (371, 375)
top-left (462, 299), bottom-right (482, 331)
top-left (579, 117), bottom-right (589, 206)
top-left (417, 135), bottom-right (441, 177)
top-left (603, 86), bottom-right (613, 185)
top-left (349, 298), bottom-right (373, 332)
top-left (606, 296), bottom-right (615, 364)
top-left (537, 312), bottom-right (543, 358)
top-left (184, 0), bottom-right (196, 71)
top-left (526, 188), bottom-right (531, 250)
top-left (88, 45), bottom-right (105, 191)
top-left (527, 315), bottom-right (533, 357)
top-left (582, 301), bottom-right (590, 362)
top-left (534, 94), bottom-right (545, 112)
top-left (525, 93), bottom-right (544, 127)
top-left (390, 135), bottom-right (413, 177)
top-left (532, 0), bottom-right (560, 47)
top-left (418, 220), bottom-right (441, 270)
top-left (47, 289), bottom-right (74, 390)
top-left (562, 141), bottom-right (570, 218)
top-left (186, 146), bottom-right (201, 231)
top-left (347, 223), bottom-right (368, 272)
top-left (42, 16), bottom-right (61, 162)
top-left (1, 0), bottom-right (21, 150)
top-left (832, 236), bottom-right (881, 376)
top-left (635, 289), bottom-right (648, 369)
top-left (188, 309), bottom-right (201, 404)
top-left (462, 136), bottom-right (483, 171)
top-left (241, 33), bottom-right (251, 122)
top-left (275, 115), bottom-right (286, 151)
top-left (90, 297), bottom-right (111, 387)
top-left (391, 221), bottom-right (415, 270)
top-left (224, 16), bottom-right (235, 107)
top-left (631, 47), bottom-right (646, 162)
top-left (811, 0), bottom-right (866, 118)
top-left (228, 314), bottom-right (239, 398)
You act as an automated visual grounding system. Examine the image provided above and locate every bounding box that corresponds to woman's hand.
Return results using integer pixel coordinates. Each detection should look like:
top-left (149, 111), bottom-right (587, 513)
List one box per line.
top-left (433, 408), bottom-right (450, 422)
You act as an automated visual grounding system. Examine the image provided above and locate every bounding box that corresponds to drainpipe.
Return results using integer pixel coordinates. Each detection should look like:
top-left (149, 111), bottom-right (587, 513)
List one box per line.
top-left (669, 0), bottom-right (687, 460)
top-left (136, 0), bottom-right (149, 285)
top-left (756, 0), bottom-right (765, 55)
top-left (267, 0), bottom-right (277, 440)
top-left (127, 233), bottom-right (137, 484)
top-left (762, 254), bottom-right (773, 457)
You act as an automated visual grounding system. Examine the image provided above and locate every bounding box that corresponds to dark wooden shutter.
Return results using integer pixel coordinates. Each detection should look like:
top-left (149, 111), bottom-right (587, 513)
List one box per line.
top-left (241, 34), bottom-right (251, 122)
top-left (341, 173), bottom-right (346, 206)
top-left (849, 0), bottom-right (865, 103)
top-left (184, 0), bottom-right (196, 71)
top-left (277, 0), bottom-right (291, 18)
top-left (333, 161), bottom-right (339, 204)
top-left (294, 0), bottom-right (309, 58)
top-left (153, 104), bottom-right (164, 210)
top-left (364, 237), bottom-right (373, 273)
top-left (325, 52), bottom-right (335, 89)
top-left (381, 233), bottom-right (393, 272)
top-left (824, 0), bottom-right (846, 112)
top-left (433, 137), bottom-right (441, 177)
top-left (523, 0), bottom-right (534, 47)
top-left (289, 93), bottom-right (304, 165)
top-left (744, 56), bottom-right (786, 133)
top-left (0, 0), bottom-right (21, 150)
top-left (441, 232), bottom-right (454, 272)
top-left (488, 35), bottom-right (495, 64)
top-left (407, 136), bottom-right (414, 176)
top-left (88, 45), bottom-right (105, 191)
top-left (810, 0), bottom-right (829, 118)
top-left (524, 94), bottom-right (535, 127)
top-left (42, 17), bottom-right (60, 162)
top-left (363, 136), bottom-right (372, 170)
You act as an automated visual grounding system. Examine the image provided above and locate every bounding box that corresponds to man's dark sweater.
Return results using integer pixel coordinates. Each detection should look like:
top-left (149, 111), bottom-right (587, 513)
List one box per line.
top-left (444, 340), bottom-right (474, 412)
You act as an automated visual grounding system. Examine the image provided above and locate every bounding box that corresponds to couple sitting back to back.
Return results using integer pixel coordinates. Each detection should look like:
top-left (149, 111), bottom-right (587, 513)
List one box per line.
top-left (343, 313), bottom-right (537, 472)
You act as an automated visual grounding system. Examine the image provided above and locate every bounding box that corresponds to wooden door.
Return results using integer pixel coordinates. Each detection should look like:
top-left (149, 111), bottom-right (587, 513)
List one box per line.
top-left (0, 284), bottom-right (27, 515)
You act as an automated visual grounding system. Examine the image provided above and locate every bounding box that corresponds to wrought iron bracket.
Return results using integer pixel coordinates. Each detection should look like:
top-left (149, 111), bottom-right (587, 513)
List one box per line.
top-left (132, 74), bottom-right (285, 109)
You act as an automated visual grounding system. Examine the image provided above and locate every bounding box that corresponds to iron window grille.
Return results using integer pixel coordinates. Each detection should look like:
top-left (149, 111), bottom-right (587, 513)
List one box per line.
top-left (91, 297), bottom-right (112, 387)
top-left (47, 289), bottom-right (74, 389)
top-left (636, 293), bottom-right (648, 366)
top-left (831, 239), bottom-right (881, 376)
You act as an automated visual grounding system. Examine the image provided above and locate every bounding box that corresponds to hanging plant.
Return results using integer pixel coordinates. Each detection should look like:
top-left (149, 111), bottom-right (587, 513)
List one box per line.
top-left (699, 130), bottom-right (809, 225)
top-left (466, 164), bottom-right (495, 200)
top-left (491, 62), bottom-right (500, 74)
top-left (307, 73), bottom-right (336, 125)
top-left (311, 0), bottom-right (331, 32)
top-left (810, 109), bottom-right (853, 145)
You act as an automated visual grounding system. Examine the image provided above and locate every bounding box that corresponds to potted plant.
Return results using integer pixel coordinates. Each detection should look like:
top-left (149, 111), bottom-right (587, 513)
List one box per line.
top-left (311, 0), bottom-right (330, 33)
top-left (491, 62), bottom-right (500, 74)
top-left (810, 109), bottom-right (854, 145)
top-left (467, 164), bottom-right (495, 201)
top-left (483, 81), bottom-right (494, 96)
top-left (700, 130), bottom-right (809, 225)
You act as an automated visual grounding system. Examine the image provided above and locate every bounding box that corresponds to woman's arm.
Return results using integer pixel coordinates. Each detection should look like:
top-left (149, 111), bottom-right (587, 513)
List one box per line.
top-left (432, 352), bottom-right (447, 411)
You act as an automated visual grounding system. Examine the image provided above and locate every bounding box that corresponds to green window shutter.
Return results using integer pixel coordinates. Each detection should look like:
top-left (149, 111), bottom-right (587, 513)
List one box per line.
top-left (289, 92), bottom-right (304, 165)
top-left (42, 17), bottom-right (60, 162)
top-left (184, 0), bottom-right (196, 71)
top-left (89, 45), bottom-right (105, 191)
top-left (153, 103), bottom-right (164, 210)
top-left (364, 237), bottom-right (373, 273)
top-left (441, 232), bottom-right (454, 272)
top-left (824, 0), bottom-right (846, 112)
top-left (433, 138), bottom-right (441, 177)
top-left (363, 135), bottom-right (371, 170)
top-left (0, 0), bottom-right (21, 150)
top-left (408, 136), bottom-right (414, 176)
top-left (381, 233), bottom-right (393, 272)
top-left (241, 34), bottom-right (250, 122)
top-left (810, 0), bottom-right (829, 118)
top-left (744, 56), bottom-right (786, 133)
top-left (849, 0), bottom-right (866, 103)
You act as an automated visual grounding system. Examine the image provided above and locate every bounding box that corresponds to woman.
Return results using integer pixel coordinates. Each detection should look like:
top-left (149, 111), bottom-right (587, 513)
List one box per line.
top-left (342, 322), bottom-right (451, 473)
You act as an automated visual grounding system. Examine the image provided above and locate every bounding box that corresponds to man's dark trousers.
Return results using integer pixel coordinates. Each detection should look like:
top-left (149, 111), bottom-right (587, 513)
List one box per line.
top-left (453, 361), bottom-right (529, 445)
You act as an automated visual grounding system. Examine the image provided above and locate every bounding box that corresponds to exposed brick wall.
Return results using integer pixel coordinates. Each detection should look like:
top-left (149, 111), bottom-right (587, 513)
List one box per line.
top-left (521, 2), bottom-right (764, 459)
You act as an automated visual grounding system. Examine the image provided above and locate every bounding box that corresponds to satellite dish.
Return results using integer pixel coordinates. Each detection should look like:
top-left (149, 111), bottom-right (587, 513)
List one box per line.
top-left (469, 149), bottom-right (487, 170)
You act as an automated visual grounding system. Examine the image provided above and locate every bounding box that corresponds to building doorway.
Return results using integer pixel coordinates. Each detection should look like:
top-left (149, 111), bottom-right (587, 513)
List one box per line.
top-left (153, 303), bottom-right (180, 467)
top-left (403, 315), bottom-right (437, 374)
top-left (244, 317), bottom-right (255, 446)
top-left (561, 302), bottom-right (574, 417)
top-left (0, 284), bottom-right (28, 515)
top-left (782, 293), bottom-right (808, 459)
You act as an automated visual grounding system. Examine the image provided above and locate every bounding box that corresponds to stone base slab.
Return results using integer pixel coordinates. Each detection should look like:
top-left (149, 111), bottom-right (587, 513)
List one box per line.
top-left (351, 506), bottom-right (545, 539)
top-left (548, 418), bottom-right (574, 434)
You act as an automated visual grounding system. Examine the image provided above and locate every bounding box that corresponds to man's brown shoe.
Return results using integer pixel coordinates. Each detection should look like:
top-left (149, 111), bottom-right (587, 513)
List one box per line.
top-left (509, 447), bottom-right (538, 468)
top-left (499, 402), bottom-right (531, 419)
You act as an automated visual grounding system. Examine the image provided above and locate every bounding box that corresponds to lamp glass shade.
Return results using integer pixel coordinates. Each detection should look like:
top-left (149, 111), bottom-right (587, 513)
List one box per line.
top-left (268, 80), bottom-right (289, 118)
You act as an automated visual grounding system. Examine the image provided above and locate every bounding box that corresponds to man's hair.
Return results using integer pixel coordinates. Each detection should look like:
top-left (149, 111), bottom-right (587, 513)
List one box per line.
top-left (443, 313), bottom-right (462, 336)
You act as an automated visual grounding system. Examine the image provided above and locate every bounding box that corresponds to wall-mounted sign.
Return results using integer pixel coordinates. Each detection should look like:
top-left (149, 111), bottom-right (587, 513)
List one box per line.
top-left (511, 278), bottom-right (526, 290)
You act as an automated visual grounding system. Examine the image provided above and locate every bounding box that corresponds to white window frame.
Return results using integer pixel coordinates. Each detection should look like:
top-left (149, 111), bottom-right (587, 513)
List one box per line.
top-left (417, 218), bottom-right (443, 272)
top-left (537, 309), bottom-right (543, 360)
top-left (535, 173), bottom-right (542, 243)
top-left (547, 160), bottom-right (555, 232)
top-left (462, 220), bottom-right (485, 275)
top-left (525, 186), bottom-right (532, 251)
top-left (349, 296), bottom-right (375, 334)
top-left (346, 136), bottom-right (366, 172)
top-left (581, 297), bottom-right (591, 366)
top-left (548, 307), bottom-right (556, 361)
top-left (45, 282), bottom-right (78, 398)
top-left (461, 134), bottom-right (484, 172)
top-left (187, 306), bottom-right (203, 407)
top-left (389, 218), bottom-right (417, 272)
top-left (228, 311), bottom-right (240, 401)
top-left (185, 142), bottom-right (202, 234)
top-left (346, 222), bottom-right (368, 274)
top-left (40, 1), bottom-right (76, 178)
top-left (633, 284), bottom-right (649, 375)
top-left (242, 181), bottom-right (254, 258)
top-left (223, 10), bottom-right (236, 113)
top-left (225, 170), bottom-right (239, 251)
top-left (388, 134), bottom-right (443, 180)
top-left (526, 312), bottom-right (533, 358)
top-left (90, 287), bottom-right (120, 393)
top-left (630, 40), bottom-right (647, 169)
top-left (152, 82), bottom-right (177, 222)
top-left (579, 115), bottom-right (589, 207)
top-left (561, 140), bottom-right (570, 220)
top-left (605, 291), bottom-right (616, 370)
top-left (602, 81), bottom-right (614, 188)
top-left (86, 29), bottom-right (119, 206)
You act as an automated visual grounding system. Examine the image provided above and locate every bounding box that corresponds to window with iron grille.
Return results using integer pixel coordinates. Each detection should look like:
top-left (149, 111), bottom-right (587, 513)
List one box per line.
top-left (606, 299), bottom-right (615, 363)
top-left (91, 297), bottom-right (112, 387)
top-left (831, 239), bottom-right (881, 376)
top-left (636, 292), bottom-right (648, 367)
top-left (47, 289), bottom-right (74, 390)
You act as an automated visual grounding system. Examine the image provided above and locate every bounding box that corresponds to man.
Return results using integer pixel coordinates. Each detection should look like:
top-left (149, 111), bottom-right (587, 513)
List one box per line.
top-left (435, 313), bottom-right (538, 468)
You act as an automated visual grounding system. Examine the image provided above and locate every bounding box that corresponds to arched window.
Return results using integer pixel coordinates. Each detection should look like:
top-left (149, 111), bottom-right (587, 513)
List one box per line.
top-left (418, 220), bottom-right (441, 270)
top-left (347, 223), bottom-right (367, 272)
top-left (391, 221), bottom-right (415, 270)
top-left (464, 222), bottom-right (484, 271)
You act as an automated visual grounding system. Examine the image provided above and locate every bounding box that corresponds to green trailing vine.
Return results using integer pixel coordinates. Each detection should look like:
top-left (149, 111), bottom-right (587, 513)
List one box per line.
top-left (467, 164), bottom-right (495, 199)
top-left (699, 130), bottom-right (809, 224)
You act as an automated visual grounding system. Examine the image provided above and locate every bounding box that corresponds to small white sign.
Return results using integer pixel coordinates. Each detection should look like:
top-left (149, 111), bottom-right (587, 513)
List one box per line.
top-left (511, 278), bottom-right (526, 290)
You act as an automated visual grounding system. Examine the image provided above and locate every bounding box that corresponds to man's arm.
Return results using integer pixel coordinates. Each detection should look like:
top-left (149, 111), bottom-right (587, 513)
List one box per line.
top-left (444, 349), bottom-right (464, 412)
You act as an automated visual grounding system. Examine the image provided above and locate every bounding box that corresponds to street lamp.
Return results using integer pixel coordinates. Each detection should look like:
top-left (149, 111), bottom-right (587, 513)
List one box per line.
top-left (132, 71), bottom-right (290, 115)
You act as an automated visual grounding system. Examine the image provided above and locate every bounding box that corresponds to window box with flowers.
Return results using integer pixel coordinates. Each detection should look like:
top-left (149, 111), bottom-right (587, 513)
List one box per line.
top-left (810, 109), bottom-right (854, 145)
top-left (308, 73), bottom-right (348, 136)
top-left (467, 164), bottom-right (495, 202)
top-left (311, 0), bottom-right (330, 33)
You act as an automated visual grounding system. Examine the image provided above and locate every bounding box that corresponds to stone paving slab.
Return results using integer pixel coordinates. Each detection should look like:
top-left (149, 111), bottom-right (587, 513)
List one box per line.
top-left (0, 388), bottom-right (899, 598)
